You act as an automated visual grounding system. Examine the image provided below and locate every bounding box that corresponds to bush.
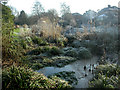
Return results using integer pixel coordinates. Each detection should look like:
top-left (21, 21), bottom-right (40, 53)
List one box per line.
top-left (56, 36), bottom-right (68, 47)
top-left (27, 46), bottom-right (50, 55)
top-left (31, 36), bottom-right (48, 46)
top-left (20, 39), bottom-right (28, 49)
top-left (31, 63), bottom-right (44, 70)
top-left (89, 73), bottom-right (118, 88)
top-left (65, 49), bottom-right (78, 57)
top-left (48, 71), bottom-right (78, 85)
top-left (27, 46), bottom-right (63, 56)
top-left (2, 66), bottom-right (71, 89)
top-left (2, 4), bottom-right (23, 63)
top-left (63, 47), bottom-right (78, 57)
top-left (78, 47), bottom-right (92, 59)
top-left (89, 64), bottom-right (120, 88)
top-left (95, 64), bottom-right (117, 77)
top-left (66, 35), bottom-right (76, 44)
top-left (48, 46), bottom-right (63, 56)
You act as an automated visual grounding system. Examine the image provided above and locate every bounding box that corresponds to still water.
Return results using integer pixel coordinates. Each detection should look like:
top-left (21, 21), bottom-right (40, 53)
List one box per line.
top-left (37, 56), bottom-right (99, 88)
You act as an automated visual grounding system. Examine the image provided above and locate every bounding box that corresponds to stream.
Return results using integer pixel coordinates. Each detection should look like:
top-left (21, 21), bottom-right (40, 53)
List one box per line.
top-left (37, 56), bottom-right (99, 88)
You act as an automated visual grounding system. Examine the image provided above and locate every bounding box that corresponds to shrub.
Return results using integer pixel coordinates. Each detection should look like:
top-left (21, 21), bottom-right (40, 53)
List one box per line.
top-left (28, 47), bottom-right (41, 55)
top-left (31, 63), bottom-right (44, 70)
top-left (2, 4), bottom-right (23, 63)
top-left (48, 71), bottom-right (78, 85)
top-left (95, 64), bottom-right (117, 77)
top-left (89, 64), bottom-right (120, 88)
top-left (51, 56), bottom-right (76, 67)
top-left (56, 36), bottom-right (68, 47)
top-left (83, 40), bottom-right (103, 56)
top-left (20, 39), bottom-right (28, 49)
top-left (2, 66), bottom-right (71, 89)
top-left (65, 49), bottom-right (78, 57)
top-left (27, 46), bottom-right (51, 55)
top-left (48, 46), bottom-right (63, 56)
top-left (78, 47), bottom-right (92, 59)
top-left (66, 35), bottom-right (76, 44)
top-left (27, 46), bottom-right (63, 56)
top-left (31, 36), bottom-right (48, 46)
top-left (89, 73), bottom-right (118, 88)
top-left (71, 40), bottom-right (81, 48)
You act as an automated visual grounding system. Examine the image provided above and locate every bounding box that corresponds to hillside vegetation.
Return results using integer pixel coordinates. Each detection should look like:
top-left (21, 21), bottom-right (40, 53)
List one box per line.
top-left (1, 2), bottom-right (120, 89)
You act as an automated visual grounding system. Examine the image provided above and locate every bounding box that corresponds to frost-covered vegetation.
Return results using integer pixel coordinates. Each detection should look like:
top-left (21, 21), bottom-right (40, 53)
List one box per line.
top-left (1, 1), bottom-right (119, 89)
top-left (2, 66), bottom-right (71, 89)
top-left (89, 64), bottom-right (120, 88)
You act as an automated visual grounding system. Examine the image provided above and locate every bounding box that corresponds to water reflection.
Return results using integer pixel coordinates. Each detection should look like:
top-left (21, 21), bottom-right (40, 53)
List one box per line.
top-left (37, 56), bottom-right (99, 88)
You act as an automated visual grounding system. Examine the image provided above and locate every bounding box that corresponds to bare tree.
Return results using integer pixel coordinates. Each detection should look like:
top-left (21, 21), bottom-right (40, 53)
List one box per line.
top-left (45, 9), bottom-right (59, 23)
top-left (60, 2), bottom-right (71, 16)
top-left (32, 1), bottom-right (45, 18)
top-left (60, 2), bottom-right (76, 27)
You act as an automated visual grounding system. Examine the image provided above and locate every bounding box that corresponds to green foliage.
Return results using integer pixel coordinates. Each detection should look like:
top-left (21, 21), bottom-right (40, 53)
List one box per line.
top-left (2, 4), bottom-right (23, 62)
top-left (15, 10), bottom-right (28, 25)
top-left (48, 46), bottom-right (63, 56)
top-left (2, 4), bottom-right (14, 23)
top-left (2, 66), bottom-right (71, 89)
top-left (81, 31), bottom-right (118, 54)
top-left (55, 37), bottom-right (68, 47)
top-left (78, 47), bottom-right (92, 59)
top-left (89, 64), bottom-right (120, 88)
top-left (89, 73), bottom-right (118, 88)
top-left (20, 39), bottom-right (28, 49)
top-left (66, 35), bottom-right (76, 44)
top-left (51, 56), bottom-right (76, 67)
top-left (28, 46), bottom-right (63, 56)
top-left (65, 49), bottom-right (78, 57)
top-left (95, 64), bottom-right (117, 77)
top-left (13, 28), bottom-right (20, 33)
top-left (31, 63), bottom-right (44, 70)
top-left (28, 46), bottom-right (50, 55)
top-left (48, 71), bottom-right (78, 85)
top-left (31, 36), bottom-right (48, 46)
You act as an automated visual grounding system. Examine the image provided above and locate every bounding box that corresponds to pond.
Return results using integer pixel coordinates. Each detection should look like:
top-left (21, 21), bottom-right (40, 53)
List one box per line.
top-left (37, 56), bottom-right (99, 88)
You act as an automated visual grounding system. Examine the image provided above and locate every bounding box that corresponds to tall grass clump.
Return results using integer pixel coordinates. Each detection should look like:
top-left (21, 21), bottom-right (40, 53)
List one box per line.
top-left (31, 16), bottom-right (63, 42)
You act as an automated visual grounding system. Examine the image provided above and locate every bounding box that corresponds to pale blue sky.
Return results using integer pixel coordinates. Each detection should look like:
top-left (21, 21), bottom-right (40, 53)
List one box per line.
top-left (7, 0), bottom-right (119, 15)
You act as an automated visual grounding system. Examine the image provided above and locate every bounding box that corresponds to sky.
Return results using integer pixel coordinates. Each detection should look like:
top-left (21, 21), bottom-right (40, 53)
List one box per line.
top-left (7, 0), bottom-right (120, 15)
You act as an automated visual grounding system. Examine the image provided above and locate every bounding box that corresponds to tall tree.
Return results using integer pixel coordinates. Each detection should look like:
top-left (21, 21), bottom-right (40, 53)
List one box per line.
top-left (32, 1), bottom-right (45, 18)
top-left (16, 10), bottom-right (28, 25)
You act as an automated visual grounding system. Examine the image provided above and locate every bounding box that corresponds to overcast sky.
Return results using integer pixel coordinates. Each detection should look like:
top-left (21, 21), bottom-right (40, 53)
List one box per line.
top-left (7, 0), bottom-right (120, 15)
